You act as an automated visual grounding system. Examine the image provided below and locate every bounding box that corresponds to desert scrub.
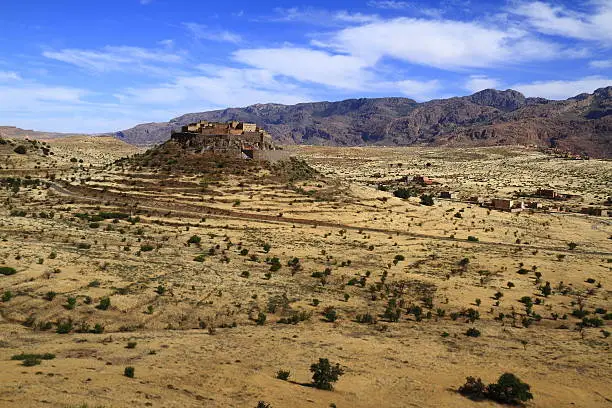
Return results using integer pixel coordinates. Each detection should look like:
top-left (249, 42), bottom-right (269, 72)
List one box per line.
top-left (0, 266), bottom-right (17, 276)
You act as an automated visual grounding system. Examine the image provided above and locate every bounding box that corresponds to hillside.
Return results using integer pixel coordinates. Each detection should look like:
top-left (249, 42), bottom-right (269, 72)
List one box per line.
top-left (115, 87), bottom-right (612, 158)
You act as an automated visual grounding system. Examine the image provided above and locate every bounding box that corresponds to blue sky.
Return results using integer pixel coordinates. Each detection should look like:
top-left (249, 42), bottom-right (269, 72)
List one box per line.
top-left (0, 0), bottom-right (611, 133)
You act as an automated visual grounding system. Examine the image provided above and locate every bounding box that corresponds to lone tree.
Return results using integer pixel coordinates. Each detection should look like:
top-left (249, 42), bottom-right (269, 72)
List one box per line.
top-left (486, 373), bottom-right (533, 404)
top-left (310, 358), bottom-right (344, 390)
top-left (459, 373), bottom-right (533, 405)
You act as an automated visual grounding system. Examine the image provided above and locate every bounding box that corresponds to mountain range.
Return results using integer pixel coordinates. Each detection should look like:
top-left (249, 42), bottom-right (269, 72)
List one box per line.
top-left (115, 87), bottom-right (611, 158)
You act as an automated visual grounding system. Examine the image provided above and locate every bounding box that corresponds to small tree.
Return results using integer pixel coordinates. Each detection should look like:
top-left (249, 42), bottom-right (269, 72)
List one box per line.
top-left (486, 373), bottom-right (533, 404)
top-left (540, 281), bottom-right (552, 297)
top-left (124, 366), bottom-right (135, 378)
top-left (276, 370), bottom-right (290, 380)
top-left (420, 194), bottom-right (434, 206)
top-left (96, 297), bottom-right (111, 310)
top-left (458, 376), bottom-right (486, 400)
top-left (310, 358), bottom-right (344, 391)
top-left (187, 235), bottom-right (201, 245)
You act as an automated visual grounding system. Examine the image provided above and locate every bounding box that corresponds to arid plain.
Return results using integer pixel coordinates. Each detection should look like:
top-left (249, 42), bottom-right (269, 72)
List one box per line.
top-left (0, 137), bottom-right (611, 408)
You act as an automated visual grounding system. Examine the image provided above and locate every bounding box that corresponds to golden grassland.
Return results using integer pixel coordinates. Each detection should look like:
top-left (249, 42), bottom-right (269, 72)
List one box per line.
top-left (0, 141), bottom-right (610, 408)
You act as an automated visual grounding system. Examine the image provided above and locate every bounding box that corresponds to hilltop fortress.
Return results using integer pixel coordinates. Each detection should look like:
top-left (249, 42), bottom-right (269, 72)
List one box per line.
top-left (171, 120), bottom-right (276, 159)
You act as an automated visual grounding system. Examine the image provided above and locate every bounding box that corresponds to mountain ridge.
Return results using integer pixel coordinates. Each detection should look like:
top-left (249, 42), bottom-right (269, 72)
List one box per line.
top-left (114, 87), bottom-right (611, 157)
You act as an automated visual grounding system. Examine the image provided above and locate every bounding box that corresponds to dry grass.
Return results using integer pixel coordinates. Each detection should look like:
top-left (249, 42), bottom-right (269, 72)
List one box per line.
top-left (0, 141), bottom-right (610, 408)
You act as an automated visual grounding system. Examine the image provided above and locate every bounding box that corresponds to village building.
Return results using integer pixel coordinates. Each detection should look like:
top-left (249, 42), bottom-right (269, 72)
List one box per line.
top-left (581, 207), bottom-right (608, 217)
top-left (413, 175), bottom-right (433, 185)
top-left (491, 198), bottom-right (524, 212)
top-left (536, 189), bottom-right (558, 199)
top-left (439, 191), bottom-right (456, 199)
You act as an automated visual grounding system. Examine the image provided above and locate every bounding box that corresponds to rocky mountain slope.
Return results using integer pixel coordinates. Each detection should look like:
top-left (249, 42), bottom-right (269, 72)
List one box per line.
top-left (111, 86), bottom-right (609, 158)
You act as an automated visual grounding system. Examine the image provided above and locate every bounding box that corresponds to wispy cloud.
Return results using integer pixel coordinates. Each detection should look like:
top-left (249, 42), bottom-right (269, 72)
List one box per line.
top-left (464, 75), bottom-right (501, 93)
top-left (0, 71), bottom-right (21, 81)
top-left (589, 59), bottom-right (612, 69)
top-left (512, 76), bottom-right (612, 99)
top-left (367, 1), bottom-right (410, 10)
top-left (42, 46), bottom-right (184, 73)
top-left (510, 1), bottom-right (612, 43)
top-left (263, 7), bottom-right (379, 26)
top-left (183, 23), bottom-right (242, 44)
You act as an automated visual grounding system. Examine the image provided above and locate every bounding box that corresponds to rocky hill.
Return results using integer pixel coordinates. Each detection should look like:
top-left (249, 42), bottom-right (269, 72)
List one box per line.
top-left (111, 86), bottom-right (610, 158)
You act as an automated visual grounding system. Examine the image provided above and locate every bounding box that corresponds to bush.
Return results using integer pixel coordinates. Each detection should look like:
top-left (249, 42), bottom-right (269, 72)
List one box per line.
top-left (310, 358), bottom-right (344, 390)
top-left (256, 312), bottom-right (266, 326)
top-left (43, 291), bottom-right (56, 301)
top-left (486, 373), bottom-right (533, 404)
top-left (467, 236), bottom-right (479, 242)
top-left (140, 244), bottom-right (154, 252)
top-left (56, 319), bottom-right (73, 334)
top-left (459, 373), bottom-right (533, 405)
top-left (126, 342), bottom-right (137, 349)
top-left (276, 370), bottom-right (290, 380)
top-left (124, 366), bottom-right (135, 378)
top-left (465, 327), bottom-right (481, 337)
top-left (458, 376), bottom-right (486, 400)
top-left (96, 297), bottom-right (111, 310)
top-left (0, 266), bottom-right (17, 276)
top-left (13, 145), bottom-right (27, 154)
top-left (420, 194), bottom-right (434, 206)
top-left (323, 307), bottom-right (337, 322)
top-left (356, 313), bottom-right (376, 324)
top-left (263, 243), bottom-right (271, 253)
top-left (393, 187), bottom-right (417, 199)
top-left (187, 235), bottom-right (201, 245)
top-left (2, 291), bottom-right (13, 302)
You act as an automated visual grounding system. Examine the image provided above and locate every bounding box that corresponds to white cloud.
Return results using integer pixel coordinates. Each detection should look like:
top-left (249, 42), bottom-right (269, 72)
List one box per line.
top-left (43, 46), bottom-right (184, 73)
top-left (512, 76), bottom-right (612, 99)
top-left (464, 75), bottom-right (501, 93)
top-left (0, 71), bottom-right (21, 81)
top-left (267, 7), bottom-right (379, 26)
top-left (115, 65), bottom-right (311, 110)
top-left (367, 1), bottom-right (410, 10)
top-left (233, 48), bottom-right (372, 90)
top-left (589, 59), bottom-right (612, 69)
top-left (323, 17), bottom-right (574, 70)
top-left (395, 79), bottom-right (441, 100)
top-left (183, 23), bottom-right (242, 44)
top-left (511, 1), bottom-right (612, 43)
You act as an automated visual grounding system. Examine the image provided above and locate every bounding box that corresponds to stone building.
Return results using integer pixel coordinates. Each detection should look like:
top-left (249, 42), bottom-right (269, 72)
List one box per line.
top-left (172, 120), bottom-right (275, 158)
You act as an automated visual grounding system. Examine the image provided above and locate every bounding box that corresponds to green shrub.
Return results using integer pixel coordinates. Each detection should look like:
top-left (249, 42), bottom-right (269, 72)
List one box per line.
top-left (276, 370), bottom-right (290, 380)
top-left (124, 367), bottom-right (135, 378)
top-left (0, 266), bottom-right (17, 276)
top-left (465, 327), bottom-right (481, 337)
top-left (65, 297), bottom-right (77, 310)
top-left (420, 194), bottom-right (434, 206)
top-left (187, 235), bottom-right (201, 245)
top-left (13, 145), bottom-right (27, 154)
top-left (263, 243), bottom-right (271, 253)
top-left (458, 376), bottom-right (486, 400)
top-left (140, 244), bottom-right (154, 252)
top-left (256, 312), bottom-right (266, 326)
top-left (486, 373), bottom-right (533, 404)
top-left (323, 307), bottom-right (337, 322)
top-left (43, 291), bottom-right (56, 301)
top-left (126, 342), bottom-right (137, 349)
top-left (56, 319), bottom-right (73, 334)
top-left (2, 291), bottom-right (13, 302)
top-left (96, 297), bottom-right (111, 310)
top-left (356, 313), bottom-right (376, 324)
top-left (467, 236), bottom-right (479, 242)
top-left (310, 358), bottom-right (344, 391)
top-left (459, 373), bottom-right (533, 404)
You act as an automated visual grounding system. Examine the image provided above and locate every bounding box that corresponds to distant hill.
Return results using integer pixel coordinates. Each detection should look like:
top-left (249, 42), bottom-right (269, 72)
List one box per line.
top-left (0, 126), bottom-right (89, 140)
top-left (115, 87), bottom-right (612, 158)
